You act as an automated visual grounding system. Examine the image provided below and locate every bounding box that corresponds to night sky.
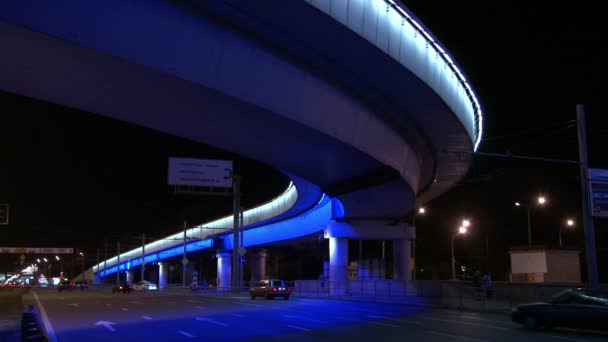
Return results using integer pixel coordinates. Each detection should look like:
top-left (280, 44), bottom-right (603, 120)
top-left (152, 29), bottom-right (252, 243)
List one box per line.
top-left (1, 2), bottom-right (605, 280)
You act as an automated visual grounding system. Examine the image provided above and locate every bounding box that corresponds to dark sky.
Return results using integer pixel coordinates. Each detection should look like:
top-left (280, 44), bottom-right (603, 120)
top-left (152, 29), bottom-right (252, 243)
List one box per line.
top-left (1, 2), bottom-right (605, 280)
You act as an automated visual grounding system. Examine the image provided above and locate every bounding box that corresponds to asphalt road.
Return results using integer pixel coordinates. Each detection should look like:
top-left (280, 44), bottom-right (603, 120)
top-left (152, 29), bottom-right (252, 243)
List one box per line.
top-left (25, 288), bottom-right (608, 342)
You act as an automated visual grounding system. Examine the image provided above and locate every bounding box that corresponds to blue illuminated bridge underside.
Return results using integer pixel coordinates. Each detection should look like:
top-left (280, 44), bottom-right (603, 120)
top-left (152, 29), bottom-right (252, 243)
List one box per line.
top-left (0, 0), bottom-right (483, 275)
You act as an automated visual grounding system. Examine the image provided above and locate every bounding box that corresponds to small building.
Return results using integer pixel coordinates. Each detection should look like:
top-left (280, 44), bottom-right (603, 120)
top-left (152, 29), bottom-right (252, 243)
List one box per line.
top-left (509, 246), bottom-right (581, 283)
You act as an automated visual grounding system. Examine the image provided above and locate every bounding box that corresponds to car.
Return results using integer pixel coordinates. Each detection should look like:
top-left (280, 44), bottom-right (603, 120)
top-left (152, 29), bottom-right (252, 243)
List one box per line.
top-left (74, 281), bottom-right (88, 290)
top-left (58, 280), bottom-right (76, 292)
top-left (131, 280), bottom-right (157, 291)
top-left (190, 280), bottom-right (211, 291)
top-left (250, 279), bottom-right (292, 300)
top-left (511, 288), bottom-right (608, 331)
top-left (112, 283), bottom-right (132, 293)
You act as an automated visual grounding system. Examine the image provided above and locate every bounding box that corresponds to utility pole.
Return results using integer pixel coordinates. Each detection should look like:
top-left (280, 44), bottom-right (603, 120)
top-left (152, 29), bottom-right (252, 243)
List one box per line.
top-left (576, 104), bottom-right (599, 288)
top-left (116, 241), bottom-right (120, 284)
top-left (141, 233), bottom-right (146, 282)
top-left (104, 239), bottom-right (108, 283)
top-left (182, 220), bottom-right (188, 288)
top-left (232, 175), bottom-right (241, 291)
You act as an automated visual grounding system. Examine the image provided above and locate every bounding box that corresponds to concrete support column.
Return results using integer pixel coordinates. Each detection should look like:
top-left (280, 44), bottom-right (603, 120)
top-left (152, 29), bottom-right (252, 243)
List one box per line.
top-left (216, 251), bottom-right (232, 291)
top-left (249, 249), bottom-right (267, 285)
top-left (125, 270), bottom-right (134, 284)
top-left (393, 239), bottom-right (412, 281)
top-left (329, 237), bottom-right (348, 296)
top-left (158, 262), bottom-right (168, 290)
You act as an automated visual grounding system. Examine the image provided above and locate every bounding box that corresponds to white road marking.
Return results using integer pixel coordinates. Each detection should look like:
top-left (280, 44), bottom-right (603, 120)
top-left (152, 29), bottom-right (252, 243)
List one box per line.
top-left (95, 321), bottom-right (117, 332)
top-left (33, 291), bottom-right (58, 342)
top-left (425, 330), bottom-right (488, 342)
top-left (129, 301), bottom-right (144, 305)
top-left (105, 304), bottom-right (112, 307)
top-left (193, 305), bottom-right (203, 309)
top-left (423, 317), bottom-right (509, 331)
top-left (178, 330), bottom-right (195, 338)
top-left (143, 316), bottom-right (153, 320)
top-left (195, 317), bottom-right (228, 327)
top-left (283, 315), bottom-right (327, 324)
top-left (551, 336), bottom-right (591, 342)
top-left (187, 300), bottom-right (203, 303)
top-left (121, 308), bottom-right (128, 311)
top-left (67, 303), bottom-right (79, 308)
top-left (233, 302), bottom-right (261, 307)
top-left (288, 325), bottom-right (311, 332)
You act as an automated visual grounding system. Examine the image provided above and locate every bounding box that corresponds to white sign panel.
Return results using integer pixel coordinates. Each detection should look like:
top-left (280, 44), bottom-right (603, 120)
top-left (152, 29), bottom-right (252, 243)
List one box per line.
top-left (510, 251), bottom-right (547, 274)
top-left (168, 158), bottom-right (233, 188)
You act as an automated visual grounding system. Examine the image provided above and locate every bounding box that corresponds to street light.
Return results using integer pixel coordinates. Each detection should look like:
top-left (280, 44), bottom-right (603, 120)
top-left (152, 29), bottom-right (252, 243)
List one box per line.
top-left (559, 218), bottom-right (575, 247)
top-left (451, 220), bottom-right (470, 280)
top-left (515, 195), bottom-right (547, 246)
top-left (412, 207), bottom-right (426, 280)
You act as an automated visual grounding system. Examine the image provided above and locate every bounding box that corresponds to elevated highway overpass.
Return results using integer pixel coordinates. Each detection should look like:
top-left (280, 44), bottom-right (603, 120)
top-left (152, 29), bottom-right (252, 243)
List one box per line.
top-left (0, 0), bottom-right (483, 290)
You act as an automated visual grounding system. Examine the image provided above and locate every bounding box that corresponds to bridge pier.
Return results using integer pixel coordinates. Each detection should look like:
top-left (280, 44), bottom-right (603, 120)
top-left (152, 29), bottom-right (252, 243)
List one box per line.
top-left (216, 251), bottom-right (231, 291)
top-left (158, 262), bottom-right (168, 290)
top-left (329, 237), bottom-right (348, 296)
top-left (249, 249), bottom-right (267, 285)
top-left (393, 239), bottom-right (412, 281)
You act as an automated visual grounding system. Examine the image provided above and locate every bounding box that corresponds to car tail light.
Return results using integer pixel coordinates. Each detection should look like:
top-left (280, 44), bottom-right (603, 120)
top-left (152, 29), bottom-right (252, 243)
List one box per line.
top-left (272, 287), bottom-right (277, 292)
top-left (287, 287), bottom-right (292, 292)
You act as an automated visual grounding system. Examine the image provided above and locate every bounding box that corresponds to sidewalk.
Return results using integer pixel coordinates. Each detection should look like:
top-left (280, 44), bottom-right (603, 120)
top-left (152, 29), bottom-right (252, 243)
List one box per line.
top-left (0, 290), bottom-right (23, 342)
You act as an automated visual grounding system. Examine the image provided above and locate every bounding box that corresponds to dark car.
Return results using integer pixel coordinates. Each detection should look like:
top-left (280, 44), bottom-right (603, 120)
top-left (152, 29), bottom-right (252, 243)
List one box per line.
top-left (112, 283), bottom-right (132, 293)
top-left (57, 281), bottom-right (75, 292)
top-left (250, 279), bottom-right (292, 300)
top-left (74, 281), bottom-right (88, 290)
top-left (511, 289), bottom-right (608, 330)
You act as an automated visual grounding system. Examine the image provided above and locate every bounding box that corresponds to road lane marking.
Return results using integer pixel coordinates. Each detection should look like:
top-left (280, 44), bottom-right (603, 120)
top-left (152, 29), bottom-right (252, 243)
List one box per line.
top-left (233, 301), bottom-right (262, 307)
top-left (143, 316), bottom-right (153, 320)
top-left (195, 317), bottom-right (228, 326)
top-left (178, 330), bottom-right (195, 338)
top-left (283, 315), bottom-right (327, 324)
top-left (129, 301), bottom-right (144, 305)
top-left (193, 305), bottom-right (203, 309)
top-left (425, 331), bottom-right (488, 341)
top-left (551, 336), bottom-right (591, 342)
top-left (288, 325), bottom-right (311, 332)
top-left (121, 308), bottom-right (128, 311)
top-left (105, 304), bottom-right (112, 307)
top-left (95, 321), bottom-right (117, 332)
top-left (423, 317), bottom-right (509, 331)
top-left (67, 303), bottom-right (79, 308)
top-left (33, 291), bottom-right (58, 342)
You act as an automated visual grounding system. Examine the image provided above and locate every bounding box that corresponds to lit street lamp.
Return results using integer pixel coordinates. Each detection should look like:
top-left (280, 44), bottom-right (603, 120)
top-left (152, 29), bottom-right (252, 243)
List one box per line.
top-left (515, 195), bottom-right (547, 246)
top-left (559, 218), bottom-right (575, 247)
top-left (412, 207), bottom-right (426, 280)
top-left (451, 219), bottom-right (470, 280)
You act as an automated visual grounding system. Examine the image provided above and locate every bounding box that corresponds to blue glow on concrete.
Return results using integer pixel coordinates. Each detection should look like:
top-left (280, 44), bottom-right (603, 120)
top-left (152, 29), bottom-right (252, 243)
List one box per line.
top-left (95, 181), bottom-right (296, 273)
top-left (102, 238), bottom-right (214, 276)
top-left (332, 198), bottom-right (345, 219)
top-left (222, 194), bottom-right (334, 249)
top-left (306, 0), bottom-right (483, 150)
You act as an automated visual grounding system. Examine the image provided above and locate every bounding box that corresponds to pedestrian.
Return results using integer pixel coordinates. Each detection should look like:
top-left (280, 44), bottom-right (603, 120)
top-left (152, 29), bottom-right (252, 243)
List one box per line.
top-left (482, 273), bottom-right (493, 298)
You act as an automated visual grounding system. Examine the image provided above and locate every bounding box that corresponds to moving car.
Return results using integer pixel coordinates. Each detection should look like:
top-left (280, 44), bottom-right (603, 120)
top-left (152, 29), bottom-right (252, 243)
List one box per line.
top-left (58, 280), bottom-right (75, 292)
top-left (112, 283), bottom-right (132, 293)
top-left (250, 279), bottom-right (292, 300)
top-left (131, 280), bottom-right (157, 291)
top-left (511, 288), bottom-right (608, 330)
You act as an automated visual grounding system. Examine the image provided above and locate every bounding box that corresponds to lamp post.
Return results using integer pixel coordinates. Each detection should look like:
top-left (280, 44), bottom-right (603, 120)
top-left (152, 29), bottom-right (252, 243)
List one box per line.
top-left (515, 195), bottom-right (547, 246)
top-left (451, 220), bottom-right (470, 280)
top-left (79, 251), bottom-right (85, 282)
top-left (559, 219), bottom-right (575, 247)
top-left (412, 207), bottom-right (426, 280)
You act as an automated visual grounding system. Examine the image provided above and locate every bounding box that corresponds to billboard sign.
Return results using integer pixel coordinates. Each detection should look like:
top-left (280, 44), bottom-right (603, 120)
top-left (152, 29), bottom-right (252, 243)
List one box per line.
top-left (168, 158), bottom-right (233, 188)
top-left (0, 204), bottom-right (8, 225)
top-left (0, 247), bottom-right (74, 254)
top-left (589, 168), bottom-right (608, 218)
